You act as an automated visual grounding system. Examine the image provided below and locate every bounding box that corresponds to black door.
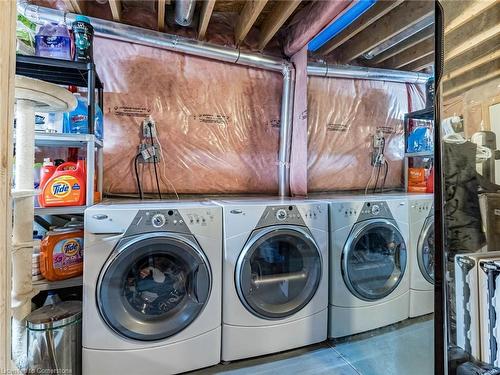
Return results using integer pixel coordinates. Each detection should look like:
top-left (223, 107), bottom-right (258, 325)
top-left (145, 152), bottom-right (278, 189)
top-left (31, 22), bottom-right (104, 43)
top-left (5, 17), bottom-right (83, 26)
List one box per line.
top-left (342, 219), bottom-right (407, 301)
top-left (418, 217), bottom-right (435, 284)
top-left (97, 233), bottom-right (211, 341)
top-left (235, 226), bottom-right (322, 320)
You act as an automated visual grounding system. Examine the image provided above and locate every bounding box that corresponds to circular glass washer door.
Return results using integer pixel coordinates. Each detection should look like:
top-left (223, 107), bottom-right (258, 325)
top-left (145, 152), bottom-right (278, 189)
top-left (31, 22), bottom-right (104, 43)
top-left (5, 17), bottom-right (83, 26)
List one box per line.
top-left (97, 233), bottom-right (211, 341)
top-left (342, 219), bottom-right (407, 301)
top-left (235, 226), bottom-right (322, 320)
top-left (417, 216), bottom-right (435, 284)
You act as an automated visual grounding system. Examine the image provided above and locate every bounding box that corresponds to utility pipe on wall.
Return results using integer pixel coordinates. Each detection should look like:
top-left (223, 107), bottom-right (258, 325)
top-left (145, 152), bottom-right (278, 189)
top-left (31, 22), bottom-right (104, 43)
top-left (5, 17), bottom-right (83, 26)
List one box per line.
top-left (307, 62), bottom-right (431, 84)
top-left (278, 63), bottom-right (296, 197)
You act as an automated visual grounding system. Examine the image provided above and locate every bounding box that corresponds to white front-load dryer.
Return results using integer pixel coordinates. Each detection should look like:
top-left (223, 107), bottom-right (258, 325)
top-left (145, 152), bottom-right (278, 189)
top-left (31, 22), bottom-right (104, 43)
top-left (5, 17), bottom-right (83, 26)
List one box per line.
top-left (215, 198), bottom-right (329, 361)
top-left (83, 201), bottom-right (222, 375)
top-left (328, 196), bottom-right (410, 338)
top-left (408, 194), bottom-right (434, 317)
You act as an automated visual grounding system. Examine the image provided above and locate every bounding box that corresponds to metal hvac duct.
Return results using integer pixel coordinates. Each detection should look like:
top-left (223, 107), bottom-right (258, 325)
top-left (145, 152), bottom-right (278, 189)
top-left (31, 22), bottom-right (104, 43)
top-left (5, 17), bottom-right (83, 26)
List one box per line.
top-left (18, 4), bottom-right (285, 72)
top-left (175, 0), bottom-right (196, 26)
top-left (307, 62), bottom-right (431, 84)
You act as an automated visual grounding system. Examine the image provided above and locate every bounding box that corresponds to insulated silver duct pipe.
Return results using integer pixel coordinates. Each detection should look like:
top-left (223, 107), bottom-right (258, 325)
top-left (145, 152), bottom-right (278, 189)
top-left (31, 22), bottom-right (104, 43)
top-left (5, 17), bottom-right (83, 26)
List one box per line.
top-left (19, 3), bottom-right (295, 196)
top-left (278, 64), bottom-right (295, 197)
top-left (175, 0), bottom-right (196, 26)
top-left (19, 4), bottom-right (286, 72)
top-left (307, 62), bottom-right (431, 84)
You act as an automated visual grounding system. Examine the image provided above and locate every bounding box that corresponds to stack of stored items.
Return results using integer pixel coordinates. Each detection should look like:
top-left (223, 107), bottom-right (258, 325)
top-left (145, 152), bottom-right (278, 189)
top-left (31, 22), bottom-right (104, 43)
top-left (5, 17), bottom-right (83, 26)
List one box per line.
top-left (455, 252), bottom-right (500, 366)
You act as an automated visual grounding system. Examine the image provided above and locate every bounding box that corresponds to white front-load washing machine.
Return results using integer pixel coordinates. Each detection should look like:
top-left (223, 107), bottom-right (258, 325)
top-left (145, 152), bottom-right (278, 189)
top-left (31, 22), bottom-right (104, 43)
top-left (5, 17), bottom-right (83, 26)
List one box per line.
top-left (408, 194), bottom-right (435, 317)
top-left (83, 201), bottom-right (222, 375)
top-left (215, 198), bottom-right (329, 361)
top-left (328, 196), bottom-right (410, 338)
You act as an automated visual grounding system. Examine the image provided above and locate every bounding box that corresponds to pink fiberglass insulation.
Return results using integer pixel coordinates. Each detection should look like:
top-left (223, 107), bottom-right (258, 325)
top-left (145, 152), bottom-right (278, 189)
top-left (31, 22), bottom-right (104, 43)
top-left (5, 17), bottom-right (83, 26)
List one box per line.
top-left (94, 37), bottom-right (282, 195)
top-left (284, 0), bottom-right (353, 57)
top-left (307, 77), bottom-right (424, 192)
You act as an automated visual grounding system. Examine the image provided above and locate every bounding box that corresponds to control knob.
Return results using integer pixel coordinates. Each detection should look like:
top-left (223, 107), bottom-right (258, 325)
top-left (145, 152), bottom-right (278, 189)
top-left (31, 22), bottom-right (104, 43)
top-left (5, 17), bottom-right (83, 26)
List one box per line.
top-left (371, 205), bottom-right (381, 215)
top-left (151, 213), bottom-right (166, 228)
top-left (276, 209), bottom-right (287, 221)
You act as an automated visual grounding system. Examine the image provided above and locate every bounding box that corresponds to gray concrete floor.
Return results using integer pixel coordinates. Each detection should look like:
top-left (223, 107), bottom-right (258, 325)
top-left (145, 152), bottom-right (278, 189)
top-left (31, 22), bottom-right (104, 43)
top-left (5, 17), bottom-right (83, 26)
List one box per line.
top-left (189, 316), bottom-right (434, 375)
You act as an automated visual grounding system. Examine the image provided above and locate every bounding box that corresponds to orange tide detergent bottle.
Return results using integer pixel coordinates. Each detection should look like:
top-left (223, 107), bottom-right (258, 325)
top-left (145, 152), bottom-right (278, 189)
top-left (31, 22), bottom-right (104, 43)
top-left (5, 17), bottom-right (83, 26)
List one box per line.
top-left (39, 159), bottom-right (86, 207)
top-left (40, 219), bottom-right (84, 281)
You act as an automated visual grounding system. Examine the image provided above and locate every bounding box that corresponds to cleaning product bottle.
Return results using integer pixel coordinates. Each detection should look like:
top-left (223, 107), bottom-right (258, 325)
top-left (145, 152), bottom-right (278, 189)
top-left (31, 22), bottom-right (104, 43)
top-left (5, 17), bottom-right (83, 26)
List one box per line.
top-left (63, 86), bottom-right (103, 139)
top-left (72, 15), bottom-right (93, 62)
top-left (35, 21), bottom-right (72, 60)
top-left (38, 158), bottom-right (56, 206)
top-left (40, 223), bottom-right (84, 281)
top-left (39, 160), bottom-right (86, 207)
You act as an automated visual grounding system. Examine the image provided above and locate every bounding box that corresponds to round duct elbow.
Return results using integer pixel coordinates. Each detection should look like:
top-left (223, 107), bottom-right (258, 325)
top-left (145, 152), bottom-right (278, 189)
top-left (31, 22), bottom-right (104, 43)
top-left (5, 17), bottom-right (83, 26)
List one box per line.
top-left (175, 0), bottom-right (196, 26)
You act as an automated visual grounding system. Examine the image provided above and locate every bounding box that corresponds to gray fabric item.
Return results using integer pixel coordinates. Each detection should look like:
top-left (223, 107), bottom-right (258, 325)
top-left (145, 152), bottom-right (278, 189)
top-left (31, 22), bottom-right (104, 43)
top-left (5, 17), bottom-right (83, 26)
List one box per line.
top-left (444, 141), bottom-right (486, 258)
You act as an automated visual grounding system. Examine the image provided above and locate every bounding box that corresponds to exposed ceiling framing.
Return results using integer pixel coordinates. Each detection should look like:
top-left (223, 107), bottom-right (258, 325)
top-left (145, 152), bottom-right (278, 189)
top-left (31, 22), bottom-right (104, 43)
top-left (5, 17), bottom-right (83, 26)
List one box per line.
top-left (158, 0), bottom-right (166, 32)
top-left (333, 1), bottom-right (434, 64)
top-left (235, 0), bottom-right (269, 45)
top-left (198, 0), bottom-right (216, 40)
top-left (108, 0), bottom-right (122, 21)
top-left (29, 0), bottom-right (443, 73)
top-left (379, 37), bottom-right (434, 70)
top-left (257, 0), bottom-right (301, 50)
top-left (368, 24), bottom-right (434, 65)
top-left (442, 0), bottom-right (500, 98)
top-left (316, 0), bottom-right (403, 56)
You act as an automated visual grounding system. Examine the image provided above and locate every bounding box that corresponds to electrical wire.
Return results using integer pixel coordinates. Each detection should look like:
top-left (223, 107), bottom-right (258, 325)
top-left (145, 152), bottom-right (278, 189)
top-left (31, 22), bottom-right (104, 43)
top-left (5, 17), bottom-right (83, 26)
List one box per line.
top-left (148, 124), bottom-right (162, 200)
top-left (364, 164), bottom-right (377, 195)
top-left (380, 160), bottom-right (389, 193)
top-left (154, 132), bottom-right (180, 200)
top-left (373, 165), bottom-right (381, 193)
top-left (134, 153), bottom-right (143, 200)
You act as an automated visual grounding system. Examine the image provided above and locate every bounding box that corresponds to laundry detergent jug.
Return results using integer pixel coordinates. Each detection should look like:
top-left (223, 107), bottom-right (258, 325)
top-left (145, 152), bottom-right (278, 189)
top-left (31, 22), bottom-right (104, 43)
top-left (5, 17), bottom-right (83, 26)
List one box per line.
top-left (40, 223), bottom-right (84, 281)
top-left (39, 160), bottom-right (86, 207)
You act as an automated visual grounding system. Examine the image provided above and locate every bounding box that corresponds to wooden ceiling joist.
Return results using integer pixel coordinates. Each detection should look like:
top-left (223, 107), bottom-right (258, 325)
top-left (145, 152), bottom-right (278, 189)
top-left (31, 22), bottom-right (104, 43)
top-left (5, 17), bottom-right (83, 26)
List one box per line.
top-left (64, 0), bottom-right (83, 14)
top-left (158, 0), bottom-right (166, 32)
top-left (335, 1), bottom-right (434, 64)
top-left (443, 59), bottom-right (500, 98)
top-left (316, 0), bottom-right (403, 56)
top-left (400, 53), bottom-right (434, 72)
top-left (235, 0), bottom-right (268, 45)
top-left (379, 37), bottom-right (434, 69)
top-left (444, 49), bottom-right (500, 82)
top-left (445, 0), bottom-right (497, 35)
top-left (444, 70), bottom-right (500, 99)
top-left (369, 24), bottom-right (434, 65)
top-left (445, 23), bottom-right (500, 62)
top-left (198, 0), bottom-right (216, 40)
top-left (109, 0), bottom-right (122, 22)
top-left (257, 0), bottom-right (301, 51)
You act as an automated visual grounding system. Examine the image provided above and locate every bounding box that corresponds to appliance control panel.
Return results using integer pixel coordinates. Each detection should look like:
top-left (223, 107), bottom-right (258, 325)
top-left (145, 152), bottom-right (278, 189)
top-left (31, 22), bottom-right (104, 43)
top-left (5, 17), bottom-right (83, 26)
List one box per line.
top-left (357, 201), bottom-right (395, 221)
top-left (412, 202), bottom-right (433, 213)
top-left (256, 205), bottom-right (308, 228)
top-left (124, 209), bottom-right (216, 236)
